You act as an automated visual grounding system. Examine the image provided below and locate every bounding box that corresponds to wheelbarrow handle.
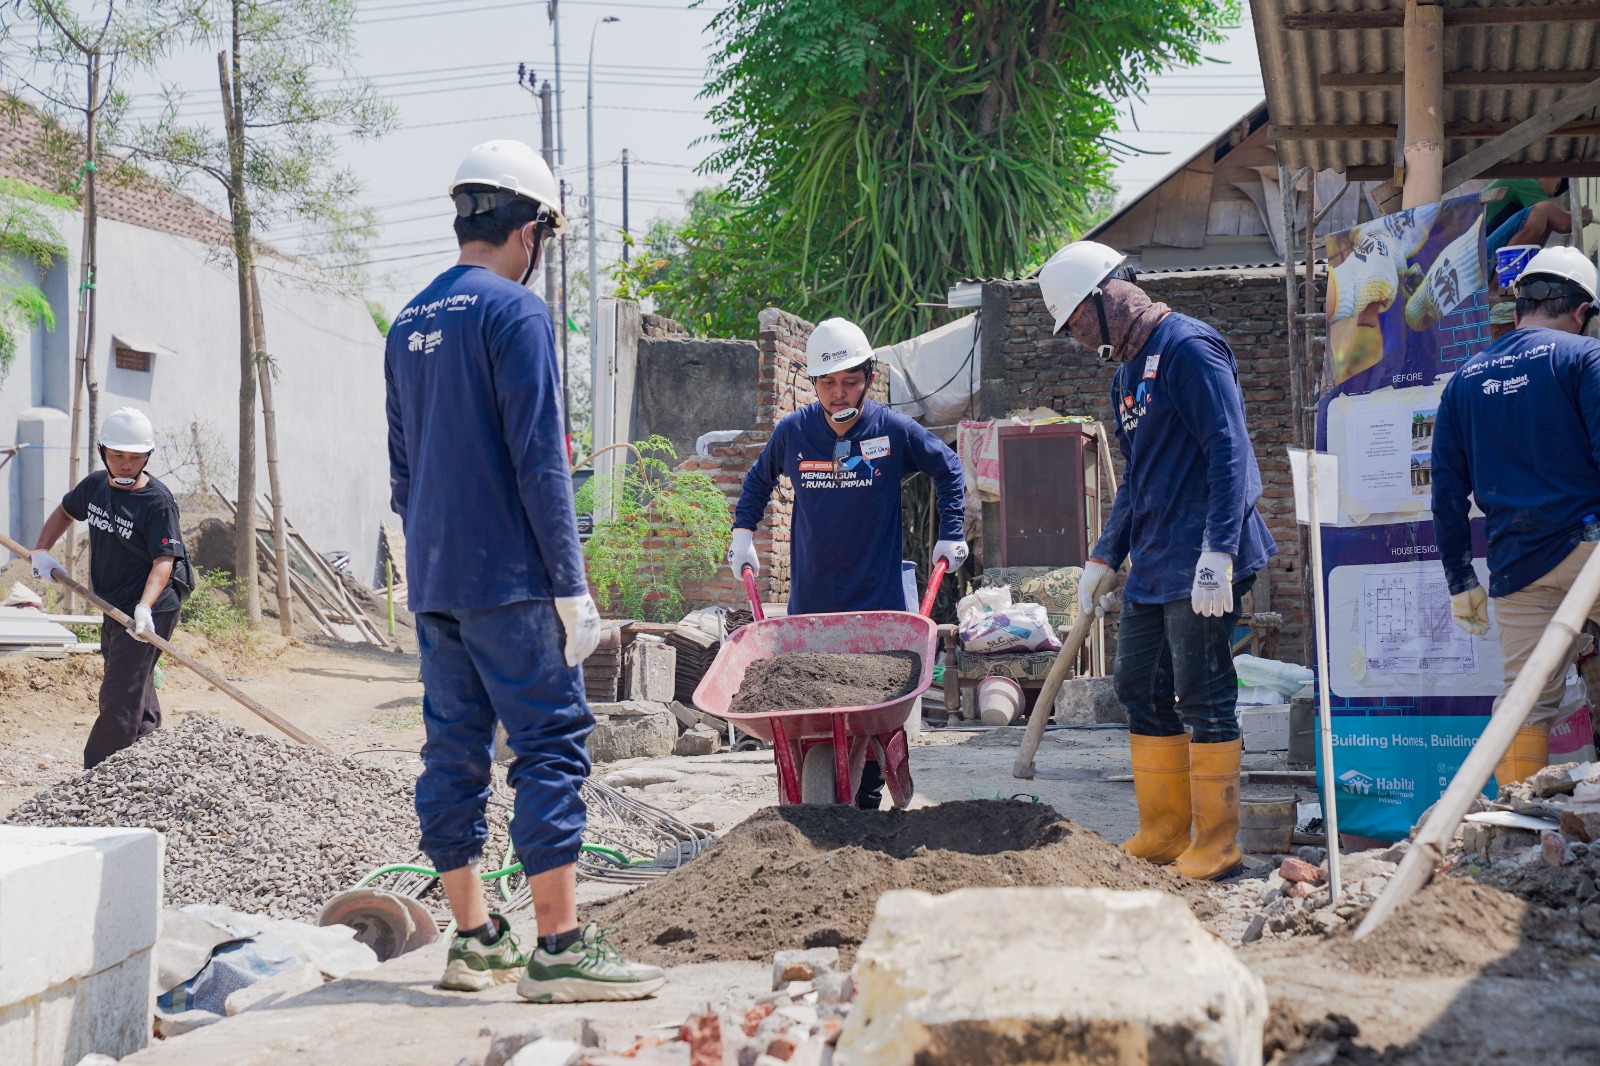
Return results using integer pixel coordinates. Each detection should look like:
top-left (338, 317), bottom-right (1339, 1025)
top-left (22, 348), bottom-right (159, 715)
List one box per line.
top-left (919, 558), bottom-right (948, 618)
top-left (742, 565), bottom-right (765, 622)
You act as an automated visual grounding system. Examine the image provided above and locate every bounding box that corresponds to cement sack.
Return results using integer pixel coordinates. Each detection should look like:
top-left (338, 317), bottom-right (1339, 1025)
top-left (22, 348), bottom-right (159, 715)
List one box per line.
top-left (957, 588), bottom-right (1059, 654)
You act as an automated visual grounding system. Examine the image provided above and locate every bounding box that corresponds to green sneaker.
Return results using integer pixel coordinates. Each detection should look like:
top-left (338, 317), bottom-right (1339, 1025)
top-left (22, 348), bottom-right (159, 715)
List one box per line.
top-left (439, 914), bottom-right (527, 991)
top-left (517, 923), bottom-right (668, 1003)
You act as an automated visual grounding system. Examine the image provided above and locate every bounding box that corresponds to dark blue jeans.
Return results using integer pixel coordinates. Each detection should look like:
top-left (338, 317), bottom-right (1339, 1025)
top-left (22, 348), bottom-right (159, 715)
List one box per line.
top-left (415, 599), bottom-right (594, 876)
top-left (1113, 575), bottom-right (1254, 743)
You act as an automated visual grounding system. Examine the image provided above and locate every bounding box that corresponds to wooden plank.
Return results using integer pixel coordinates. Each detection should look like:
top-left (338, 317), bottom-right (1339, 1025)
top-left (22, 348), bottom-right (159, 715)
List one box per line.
top-left (1321, 69), bottom-right (1600, 90)
top-left (1274, 119), bottom-right (1600, 141)
top-left (1285, 4), bottom-right (1600, 31)
top-left (1347, 159), bottom-right (1600, 181)
top-left (209, 487), bottom-right (338, 640)
top-left (1150, 163), bottom-right (1214, 249)
top-left (261, 495), bottom-right (389, 648)
top-left (1441, 73), bottom-right (1600, 189)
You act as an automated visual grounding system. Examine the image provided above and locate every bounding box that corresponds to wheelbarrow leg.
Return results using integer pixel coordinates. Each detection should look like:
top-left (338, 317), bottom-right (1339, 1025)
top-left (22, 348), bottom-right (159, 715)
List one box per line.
top-left (876, 729), bottom-right (914, 808)
top-left (769, 717), bottom-right (802, 805)
top-left (832, 714), bottom-right (852, 805)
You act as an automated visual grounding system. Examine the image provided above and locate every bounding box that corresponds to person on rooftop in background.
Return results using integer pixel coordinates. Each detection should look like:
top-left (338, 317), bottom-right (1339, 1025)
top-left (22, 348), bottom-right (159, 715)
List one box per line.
top-left (31, 407), bottom-right (191, 769)
top-left (1484, 177), bottom-right (1591, 259)
top-left (385, 139), bottom-right (665, 1003)
top-left (1432, 245), bottom-right (1600, 788)
top-left (727, 316), bottom-right (967, 809)
top-left (1040, 241), bottom-right (1276, 881)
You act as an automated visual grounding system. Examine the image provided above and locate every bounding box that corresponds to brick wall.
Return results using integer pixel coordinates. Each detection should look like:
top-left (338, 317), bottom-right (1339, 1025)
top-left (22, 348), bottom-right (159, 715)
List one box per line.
top-left (980, 269), bottom-right (1323, 661)
top-left (672, 306), bottom-right (889, 613)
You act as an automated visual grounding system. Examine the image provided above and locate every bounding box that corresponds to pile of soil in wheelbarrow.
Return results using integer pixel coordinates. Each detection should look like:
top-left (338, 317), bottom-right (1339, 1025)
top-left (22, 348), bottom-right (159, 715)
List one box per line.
top-left (727, 650), bottom-right (921, 714)
top-left (589, 801), bottom-right (1210, 966)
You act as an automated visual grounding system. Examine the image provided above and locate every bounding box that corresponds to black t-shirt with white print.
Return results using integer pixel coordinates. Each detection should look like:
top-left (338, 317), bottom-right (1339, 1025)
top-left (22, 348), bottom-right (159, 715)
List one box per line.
top-left (61, 471), bottom-right (187, 614)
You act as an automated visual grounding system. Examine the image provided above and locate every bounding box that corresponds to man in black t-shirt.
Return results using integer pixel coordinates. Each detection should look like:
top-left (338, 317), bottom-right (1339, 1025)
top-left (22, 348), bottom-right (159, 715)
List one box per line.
top-left (31, 408), bottom-right (188, 768)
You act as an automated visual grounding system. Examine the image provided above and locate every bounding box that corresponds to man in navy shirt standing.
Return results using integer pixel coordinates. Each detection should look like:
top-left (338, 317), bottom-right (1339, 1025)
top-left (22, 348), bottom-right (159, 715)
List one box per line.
top-left (385, 140), bottom-right (663, 1002)
top-left (728, 317), bottom-right (967, 807)
top-left (1040, 241), bottom-right (1276, 881)
top-left (1432, 246), bottom-right (1600, 788)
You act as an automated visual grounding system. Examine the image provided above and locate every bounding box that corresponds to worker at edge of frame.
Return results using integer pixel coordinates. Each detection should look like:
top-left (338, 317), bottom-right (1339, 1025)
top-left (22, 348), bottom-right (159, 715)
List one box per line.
top-left (1432, 245), bottom-right (1600, 789)
top-left (384, 138), bottom-right (665, 1003)
top-left (727, 316), bottom-right (968, 810)
top-left (1041, 240), bottom-right (1277, 882)
top-left (31, 406), bottom-right (193, 770)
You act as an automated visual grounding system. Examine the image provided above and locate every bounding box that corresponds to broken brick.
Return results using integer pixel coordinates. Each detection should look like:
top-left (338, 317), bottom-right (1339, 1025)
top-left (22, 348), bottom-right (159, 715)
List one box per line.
top-left (681, 1013), bottom-right (721, 1066)
top-left (1278, 857), bottom-right (1324, 884)
top-left (764, 1034), bottom-right (797, 1061)
top-left (743, 1003), bottom-right (775, 1037)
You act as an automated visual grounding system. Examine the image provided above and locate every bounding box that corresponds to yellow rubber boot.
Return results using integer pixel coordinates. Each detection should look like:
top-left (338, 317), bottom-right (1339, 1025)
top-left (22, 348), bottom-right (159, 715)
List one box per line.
top-left (1494, 724), bottom-right (1550, 790)
top-left (1175, 738), bottom-right (1244, 881)
top-left (1120, 734), bottom-right (1192, 864)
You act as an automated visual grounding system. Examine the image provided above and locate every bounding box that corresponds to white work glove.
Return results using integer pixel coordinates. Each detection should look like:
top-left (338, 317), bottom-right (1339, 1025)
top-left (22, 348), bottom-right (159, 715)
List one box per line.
top-left (555, 594), bottom-right (601, 668)
top-left (1096, 588), bottom-right (1121, 617)
top-left (1451, 586), bottom-right (1489, 636)
top-left (131, 604), bottom-right (155, 642)
top-left (1079, 559), bottom-right (1114, 618)
top-left (31, 550), bottom-right (63, 583)
top-left (931, 539), bottom-right (969, 571)
top-left (726, 528), bottom-right (758, 579)
top-left (1191, 551), bottom-right (1235, 617)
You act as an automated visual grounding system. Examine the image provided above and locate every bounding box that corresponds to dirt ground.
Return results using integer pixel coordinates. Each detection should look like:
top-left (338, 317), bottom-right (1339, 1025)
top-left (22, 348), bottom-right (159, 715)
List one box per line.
top-left (9, 622), bottom-right (1600, 1062)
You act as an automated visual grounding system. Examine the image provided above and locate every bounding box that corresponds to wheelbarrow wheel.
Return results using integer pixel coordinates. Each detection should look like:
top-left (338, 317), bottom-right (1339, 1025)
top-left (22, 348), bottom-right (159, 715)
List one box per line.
top-left (800, 743), bottom-right (838, 804)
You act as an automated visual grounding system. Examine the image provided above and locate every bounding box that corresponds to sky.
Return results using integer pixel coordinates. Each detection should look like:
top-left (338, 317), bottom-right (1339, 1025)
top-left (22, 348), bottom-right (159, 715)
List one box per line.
top-left (19, 1), bottom-right (1267, 325)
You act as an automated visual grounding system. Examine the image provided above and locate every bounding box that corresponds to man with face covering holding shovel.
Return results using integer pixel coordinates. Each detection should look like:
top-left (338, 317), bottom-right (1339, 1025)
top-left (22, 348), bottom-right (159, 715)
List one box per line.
top-left (1039, 241), bottom-right (1275, 880)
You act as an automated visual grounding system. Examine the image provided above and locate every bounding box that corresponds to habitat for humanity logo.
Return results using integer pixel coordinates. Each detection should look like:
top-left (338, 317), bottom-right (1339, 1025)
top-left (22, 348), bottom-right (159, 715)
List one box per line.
top-left (1338, 769), bottom-right (1375, 796)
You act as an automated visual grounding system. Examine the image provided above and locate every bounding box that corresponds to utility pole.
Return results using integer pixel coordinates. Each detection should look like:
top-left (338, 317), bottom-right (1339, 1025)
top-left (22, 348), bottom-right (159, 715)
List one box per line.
top-left (621, 147), bottom-right (630, 263)
top-left (539, 80), bottom-right (558, 318)
top-left (560, 178), bottom-right (571, 443)
top-left (550, 0), bottom-right (565, 166)
top-left (587, 14), bottom-right (619, 461)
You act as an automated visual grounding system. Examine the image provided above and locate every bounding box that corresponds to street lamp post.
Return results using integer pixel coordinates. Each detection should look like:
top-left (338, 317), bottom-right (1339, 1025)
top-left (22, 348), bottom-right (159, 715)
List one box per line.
top-left (587, 14), bottom-right (618, 458)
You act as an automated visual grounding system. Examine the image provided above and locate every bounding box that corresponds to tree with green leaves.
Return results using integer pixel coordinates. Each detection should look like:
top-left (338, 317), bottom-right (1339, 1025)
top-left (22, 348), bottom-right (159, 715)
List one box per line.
top-left (126, 0), bottom-right (392, 623)
top-left (0, 177), bottom-right (65, 378)
top-left (640, 0), bottom-right (1234, 341)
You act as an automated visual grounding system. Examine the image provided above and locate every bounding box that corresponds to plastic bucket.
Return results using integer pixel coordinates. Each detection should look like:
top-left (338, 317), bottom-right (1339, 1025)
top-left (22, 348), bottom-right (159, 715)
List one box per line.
top-left (1238, 794), bottom-right (1297, 854)
top-left (1495, 244), bottom-right (1541, 288)
top-left (977, 675), bottom-right (1024, 726)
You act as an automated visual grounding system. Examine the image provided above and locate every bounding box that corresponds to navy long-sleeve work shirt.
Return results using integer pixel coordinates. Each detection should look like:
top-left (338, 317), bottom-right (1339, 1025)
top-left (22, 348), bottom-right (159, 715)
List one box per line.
top-left (1090, 313), bottom-right (1276, 604)
top-left (734, 401), bottom-right (964, 615)
top-left (385, 265), bottom-right (587, 613)
top-left (1431, 326), bottom-right (1600, 598)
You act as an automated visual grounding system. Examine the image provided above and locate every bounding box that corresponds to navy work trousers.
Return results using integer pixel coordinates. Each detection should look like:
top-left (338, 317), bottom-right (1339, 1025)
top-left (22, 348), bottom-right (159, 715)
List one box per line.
top-left (415, 599), bottom-right (594, 876)
top-left (1113, 576), bottom-right (1254, 743)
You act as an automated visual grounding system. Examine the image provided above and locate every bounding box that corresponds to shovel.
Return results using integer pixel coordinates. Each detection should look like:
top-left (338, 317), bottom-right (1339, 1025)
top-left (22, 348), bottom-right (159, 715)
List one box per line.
top-left (1012, 590), bottom-right (1105, 780)
top-left (1, 531), bottom-right (330, 753)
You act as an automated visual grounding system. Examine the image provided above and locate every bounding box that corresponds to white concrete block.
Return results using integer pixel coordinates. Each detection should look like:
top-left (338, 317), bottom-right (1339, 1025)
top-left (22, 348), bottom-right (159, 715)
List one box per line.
top-left (62, 949), bottom-right (155, 1062)
top-left (0, 997), bottom-right (36, 1066)
top-left (0, 827), bottom-right (162, 1005)
top-left (507, 1038), bottom-right (585, 1066)
top-left (836, 887), bottom-right (1267, 1066)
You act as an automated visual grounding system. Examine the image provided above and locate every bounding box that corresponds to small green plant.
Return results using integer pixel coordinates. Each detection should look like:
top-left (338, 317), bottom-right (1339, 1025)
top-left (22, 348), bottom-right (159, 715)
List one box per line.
top-left (372, 704), bottom-right (422, 730)
top-left (366, 299), bottom-right (391, 336)
top-left (574, 435), bottom-right (731, 623)
top-left (179, 569), bottom-right (254, 647)
top-left (0, 176), bottom-right (67, 380)
top-left (68, 622), bottom-right (100, 643)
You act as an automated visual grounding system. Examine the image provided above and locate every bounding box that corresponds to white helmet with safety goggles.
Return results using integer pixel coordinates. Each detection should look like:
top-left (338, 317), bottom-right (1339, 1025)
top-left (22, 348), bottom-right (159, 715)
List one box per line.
top-left (1515, 245), bottom-right (1599, 303)
top-left (449, 140), bottom-right (568, 235)
top-left (805, 317), bottom-right (875, 377)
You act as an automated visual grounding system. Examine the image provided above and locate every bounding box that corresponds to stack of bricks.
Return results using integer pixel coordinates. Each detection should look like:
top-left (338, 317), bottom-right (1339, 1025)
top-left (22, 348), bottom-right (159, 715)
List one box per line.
top-left (641, 312), bottom-right (690, 340)
top-left (981, 269), bottom-right (1322, 661)
top-left (671, 306), bottom-right (890, 613)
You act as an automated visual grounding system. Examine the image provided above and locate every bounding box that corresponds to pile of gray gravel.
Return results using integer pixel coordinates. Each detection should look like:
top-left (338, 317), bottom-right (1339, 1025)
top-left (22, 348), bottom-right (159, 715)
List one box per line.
top-left (4, 716), bottom-right (426, 920)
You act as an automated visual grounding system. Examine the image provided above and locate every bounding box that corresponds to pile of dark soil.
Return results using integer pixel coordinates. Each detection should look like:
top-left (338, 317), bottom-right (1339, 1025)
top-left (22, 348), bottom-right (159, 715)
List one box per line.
top-left (589, 800), bottom-right (1208, 966)
top-left (728, 651), bottom-right (921, 714)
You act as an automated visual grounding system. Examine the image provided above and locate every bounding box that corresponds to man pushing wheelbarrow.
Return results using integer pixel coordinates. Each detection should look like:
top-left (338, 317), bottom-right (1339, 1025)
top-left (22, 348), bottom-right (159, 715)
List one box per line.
top-left (725, 317), bottom-right (967, 808)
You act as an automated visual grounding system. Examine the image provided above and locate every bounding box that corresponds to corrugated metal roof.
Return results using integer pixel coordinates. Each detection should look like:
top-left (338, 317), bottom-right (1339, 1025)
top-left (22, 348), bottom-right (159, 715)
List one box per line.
top-left (1251, 0), bottom-right (1600, 173)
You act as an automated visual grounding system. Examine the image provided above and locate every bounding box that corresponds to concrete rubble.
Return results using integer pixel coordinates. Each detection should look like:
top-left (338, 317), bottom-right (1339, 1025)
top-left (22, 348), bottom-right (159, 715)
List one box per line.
top-left (589, 702), bottom-right (679, 762)
top-left (835, 887), bottom-right (1267, 1066)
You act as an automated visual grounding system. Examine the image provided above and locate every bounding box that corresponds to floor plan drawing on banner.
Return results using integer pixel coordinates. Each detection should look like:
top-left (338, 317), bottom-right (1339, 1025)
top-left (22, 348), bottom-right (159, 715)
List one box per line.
top-left (1361, 569), bottom-right (1477, 673)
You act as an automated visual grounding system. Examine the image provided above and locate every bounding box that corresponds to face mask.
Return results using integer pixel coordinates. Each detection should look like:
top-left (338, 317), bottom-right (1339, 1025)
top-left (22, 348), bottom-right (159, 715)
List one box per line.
top-left (517, 223), bottom-right (539, 288)
top-left (1069, 290), bottom-right (1116, 363)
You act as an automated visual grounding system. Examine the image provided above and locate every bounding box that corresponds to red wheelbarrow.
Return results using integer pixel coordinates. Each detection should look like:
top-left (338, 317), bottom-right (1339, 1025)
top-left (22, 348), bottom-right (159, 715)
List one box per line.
top-left (691, 562), bottom-right (946, 807)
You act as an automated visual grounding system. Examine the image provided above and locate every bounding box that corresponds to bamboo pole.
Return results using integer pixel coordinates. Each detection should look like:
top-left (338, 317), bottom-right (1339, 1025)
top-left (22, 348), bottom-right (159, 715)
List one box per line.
top-left (0, 531), bottom-right (328, 753)
top-left (248, 268), bottom-right (294, 637)
top-left (208, 487), bottom-right (336, 639)
top-left (1356, 544), bottom-right (1600, 939)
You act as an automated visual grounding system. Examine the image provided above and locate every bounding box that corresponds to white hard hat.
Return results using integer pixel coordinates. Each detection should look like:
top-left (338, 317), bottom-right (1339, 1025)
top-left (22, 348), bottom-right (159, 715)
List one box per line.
top-left (1038, 241), bottom-right (1128, 334)
top-left (805, 317), bottom-right (875, 377)
top-left (1516, 245), bottom-right (1599, 302)
top-left (448, 140), bottom-right (568, 235)
top-left (100, 407), bottom-right (154, 454)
